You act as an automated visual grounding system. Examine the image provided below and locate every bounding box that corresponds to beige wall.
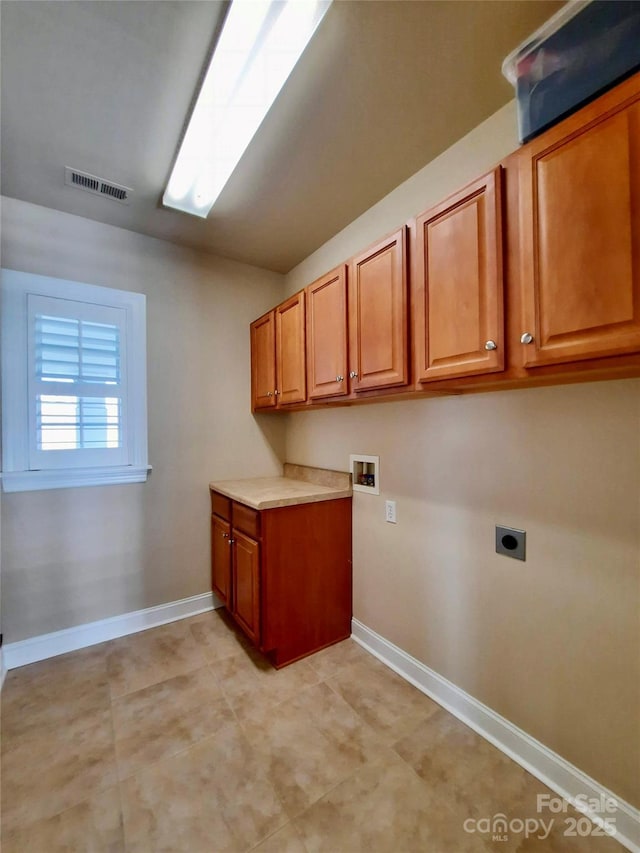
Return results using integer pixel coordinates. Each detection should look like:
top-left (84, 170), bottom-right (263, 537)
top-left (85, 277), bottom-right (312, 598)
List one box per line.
top-left (283, 104), bottom-right (640, 806)
top-left (1, 197), bottom-right (286, 643)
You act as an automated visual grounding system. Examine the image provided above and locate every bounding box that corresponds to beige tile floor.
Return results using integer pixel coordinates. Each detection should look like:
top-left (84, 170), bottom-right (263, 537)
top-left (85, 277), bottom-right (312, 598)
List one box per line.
top-left (1, 609), bottom-right (619, 852)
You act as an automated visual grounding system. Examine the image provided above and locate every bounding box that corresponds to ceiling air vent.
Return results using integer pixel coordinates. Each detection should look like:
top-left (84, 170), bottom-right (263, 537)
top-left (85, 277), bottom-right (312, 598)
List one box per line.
top-left (64, 167), bottom-right (133, 205)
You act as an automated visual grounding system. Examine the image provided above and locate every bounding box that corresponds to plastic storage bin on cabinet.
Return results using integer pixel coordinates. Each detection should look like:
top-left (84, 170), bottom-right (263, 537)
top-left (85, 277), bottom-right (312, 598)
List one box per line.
top-left (502, 0), bottom-right (640, 142)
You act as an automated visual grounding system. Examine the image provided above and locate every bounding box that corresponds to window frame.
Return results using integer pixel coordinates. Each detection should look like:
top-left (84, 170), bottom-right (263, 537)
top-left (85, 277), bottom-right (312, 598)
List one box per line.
top-left (1, 269), bottom-right (149, 492)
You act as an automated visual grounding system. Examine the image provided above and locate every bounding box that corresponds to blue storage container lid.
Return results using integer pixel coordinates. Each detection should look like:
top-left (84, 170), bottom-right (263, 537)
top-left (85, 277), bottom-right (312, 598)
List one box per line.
top-left (502, 0), bottom-right (640, 87)
top-left (502, 0), bottom-right (640, 142)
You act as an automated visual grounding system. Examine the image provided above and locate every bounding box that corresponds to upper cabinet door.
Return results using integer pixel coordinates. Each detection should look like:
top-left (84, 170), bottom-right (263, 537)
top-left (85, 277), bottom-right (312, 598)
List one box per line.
top-left (250, 311), bottom-right (276, 410)
top-left (348, 228), bottom-right (408, 391)
top-left (414, 168), bottom-right (504, 383)
top-left (276, 291), bottom-right (306, 405)
top-left (306, 265), bottom-right (348, 399)
top-left (519, 80), bottom-right (640, 368)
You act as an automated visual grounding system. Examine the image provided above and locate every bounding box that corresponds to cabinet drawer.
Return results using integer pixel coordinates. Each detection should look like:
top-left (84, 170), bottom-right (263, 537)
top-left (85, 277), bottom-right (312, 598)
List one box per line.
top-left (232, 502), bottom-right (261, 538)
top-left (211, 491), bottom-right (231, 521)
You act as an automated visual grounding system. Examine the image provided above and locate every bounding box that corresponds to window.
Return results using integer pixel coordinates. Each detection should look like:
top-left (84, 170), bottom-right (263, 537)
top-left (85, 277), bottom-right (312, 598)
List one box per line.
top-left (2, 269), bottom-right (149, 491)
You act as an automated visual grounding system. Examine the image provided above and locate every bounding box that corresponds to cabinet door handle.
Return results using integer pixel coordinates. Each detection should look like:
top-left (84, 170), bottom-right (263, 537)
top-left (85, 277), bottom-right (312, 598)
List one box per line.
top-left (520, 332), bottom-right (534, 345)
top-left (336, 375), bottom-right (344, 382)
top-left (349, 371), bottom-right (358, 379)
top-left (267, 391), bottom-right (273, 397)
top-left (228, 538), bottom-right (235, 545)
top-left (484, 340), bottom-right (497, 351)
top-left (274, 389), bottom-right (279, 396)
top-left (222, 532), bottom-right (229, 539)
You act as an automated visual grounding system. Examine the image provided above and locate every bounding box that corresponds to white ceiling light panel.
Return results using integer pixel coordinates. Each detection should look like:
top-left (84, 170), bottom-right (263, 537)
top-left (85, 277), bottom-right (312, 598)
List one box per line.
top-left (163, 0), bottom-right (332, 218)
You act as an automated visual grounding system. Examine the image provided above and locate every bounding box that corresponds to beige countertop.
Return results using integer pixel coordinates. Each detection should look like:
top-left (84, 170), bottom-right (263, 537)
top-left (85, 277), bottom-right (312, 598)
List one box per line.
top-left (209, 464), bottom-right (352, 510)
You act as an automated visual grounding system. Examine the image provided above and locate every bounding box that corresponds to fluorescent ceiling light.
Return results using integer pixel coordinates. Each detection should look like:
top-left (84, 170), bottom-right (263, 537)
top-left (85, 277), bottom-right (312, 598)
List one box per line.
top-left (163, 0), bottom-right (332, 218)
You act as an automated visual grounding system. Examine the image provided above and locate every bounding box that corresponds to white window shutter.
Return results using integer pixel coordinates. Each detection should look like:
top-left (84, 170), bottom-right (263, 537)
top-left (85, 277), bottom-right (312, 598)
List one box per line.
top-left (1, 270), bottom-right (149, 491)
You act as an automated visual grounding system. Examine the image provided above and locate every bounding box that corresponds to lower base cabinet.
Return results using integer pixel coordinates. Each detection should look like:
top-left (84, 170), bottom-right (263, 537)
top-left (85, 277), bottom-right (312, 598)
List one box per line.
top-left (210, 491), bottom-right (352, 667)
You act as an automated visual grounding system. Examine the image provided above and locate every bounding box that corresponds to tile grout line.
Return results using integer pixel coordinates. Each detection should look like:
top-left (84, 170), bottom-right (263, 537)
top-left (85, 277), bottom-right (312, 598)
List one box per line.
top-left (3, 621), bottom-right (386, 851)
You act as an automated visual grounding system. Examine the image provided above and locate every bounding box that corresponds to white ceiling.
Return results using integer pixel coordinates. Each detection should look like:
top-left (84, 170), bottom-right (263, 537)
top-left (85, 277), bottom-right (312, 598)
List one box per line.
top-left (1, 1), bottom-right (561, 273)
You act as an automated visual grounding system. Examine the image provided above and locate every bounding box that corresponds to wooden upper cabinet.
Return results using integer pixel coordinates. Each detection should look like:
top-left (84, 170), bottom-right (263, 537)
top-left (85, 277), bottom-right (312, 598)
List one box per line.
top-left (276, 291), bottom-right (306, 405)
top-left (518, 76), bottom-right (640, 368)
top-left (306, 265), bottom-right (348, 399)
top-left (414, 168), bottom-right (504, 383)
top-left (250, 311), bottom-right (276, 410)
top-left (348, 228), bottom-right (408, 391)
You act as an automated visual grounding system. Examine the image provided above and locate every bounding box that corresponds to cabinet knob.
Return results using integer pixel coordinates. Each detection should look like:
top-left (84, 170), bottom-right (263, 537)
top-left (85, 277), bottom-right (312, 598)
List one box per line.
top-left (484, 340), bottom-right (497, 351)
top-left (228, 538), bottom-right (235, 545)
top-left (222, 532), bottom-right (229, 539)
top-left (520, 332), bottom-right (534, 345)
top-left (274, 389), bottom-right (279, 396)
top-left (336, 375), bottom-right (344, 382)
top-left (267, 391), bottom-right (273, 397)
top-left (349, 371), bottom-right (358, 379)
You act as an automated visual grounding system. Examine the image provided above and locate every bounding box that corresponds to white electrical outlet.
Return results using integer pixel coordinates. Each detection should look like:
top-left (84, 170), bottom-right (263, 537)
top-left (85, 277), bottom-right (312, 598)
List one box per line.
top-left (385, 500), bottom-right (397, 523)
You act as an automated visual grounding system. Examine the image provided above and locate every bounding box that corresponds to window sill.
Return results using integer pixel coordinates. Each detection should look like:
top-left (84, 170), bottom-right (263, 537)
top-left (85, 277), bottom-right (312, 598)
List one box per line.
top-left (1, 465), bottom-right (152, 493)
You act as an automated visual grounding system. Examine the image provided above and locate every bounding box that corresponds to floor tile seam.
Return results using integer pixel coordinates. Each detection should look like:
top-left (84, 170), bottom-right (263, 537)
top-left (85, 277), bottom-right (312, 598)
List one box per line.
top-left (387, 735), bottom-right (537, 826)
top-left (204, 646), bottom-right (254, 667)
top-left (232, 678), bottom-right (357, 748)
top-left (0, 788), bottom-right (106, 839)
top-left (113, 720), bottom-right (294, 853)
top-left (187, 627), bottom-right (253, 666)
top-left (288, 752), bottom-right (386, 829)
top-left (0, 702), bottom-right (117, 761)
top-left (112, 667), bottom-right (238, 764)
top-left (229, 709), bottom-right (373, 829)
top-left (0, 665), bottom-right (110, 703)
top-left (0, 770), bottom-right (119, 837)
top-left (106, 694), bottom-right (121, 783)
top-left (0, 715), bottom-right (109, 758)
top-left (387, 733), bottom-right (459, 796)
top-left (0, 679), bottom-right (111, 720)
top-left (239, 759), bottom-right (297, 838)
top-left (109, 661), bottom-right (226, 711)
top-left (115, 722), bottom-right (252, 786)
top-left (109, 688), bottom-right (143, 791)
top-left (232, 675), bottom-right (326, 725)
top-left (106, 656), bottom-right (206, 702)
top-left (304, 650), bottom-right (364, 680)
top-left (286, 768), bottom-right (371, 833)
top-left (223, 801), bottom-right (291, 853)
top-left (212, 663), bottom-right (321, 712)
top-left (245, 819), bottom-right (306, 853)
top-left (213, 670), bottom-right (260, 715)
top-left (203, 659), bottom-right (247, 703)
top-left (114, 728), bottom-right (221, 784)
top-left (200, 793), bottom-right (268, 853)
top-left (113, 780), bottom-right (128, 853)
top-left (186, 622), bottom-right (252, 646)
top-left (322, 677), bottom-right (383, 734)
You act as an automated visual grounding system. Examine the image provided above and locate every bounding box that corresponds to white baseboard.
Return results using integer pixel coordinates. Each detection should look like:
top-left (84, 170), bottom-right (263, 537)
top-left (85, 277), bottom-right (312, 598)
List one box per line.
top-left (351, 618), bottom-right (640, 853)
top-left (4, 591), bottom-right (224, 671)
top-left (0, 646), bottom-right (7, 691)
